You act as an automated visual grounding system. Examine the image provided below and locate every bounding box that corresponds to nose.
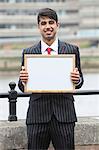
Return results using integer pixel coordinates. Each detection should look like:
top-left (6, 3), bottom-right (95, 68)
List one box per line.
top-left (46, 22), bottom-right (50, 28)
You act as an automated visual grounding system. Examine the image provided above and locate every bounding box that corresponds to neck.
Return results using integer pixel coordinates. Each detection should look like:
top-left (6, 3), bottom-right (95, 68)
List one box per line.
top-left (43, 38), bottom-right (56, 46)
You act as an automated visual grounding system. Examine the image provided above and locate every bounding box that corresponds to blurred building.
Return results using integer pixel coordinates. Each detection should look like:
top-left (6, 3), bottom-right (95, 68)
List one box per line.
top-left (0, 0), bottom-right (99, 42)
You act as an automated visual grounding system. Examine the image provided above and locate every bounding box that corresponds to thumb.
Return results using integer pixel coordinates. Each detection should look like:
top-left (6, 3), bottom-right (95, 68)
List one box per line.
top-left (74, 68), bottom-right (78, 72)
top-left (22, 66), bottom-right (25, 71)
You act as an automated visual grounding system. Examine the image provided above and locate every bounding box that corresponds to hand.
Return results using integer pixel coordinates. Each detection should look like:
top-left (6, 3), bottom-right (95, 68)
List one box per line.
top-left (19, 66), bottom-right (28, 84)
top-left (71, 68), bottom-right (80, 84)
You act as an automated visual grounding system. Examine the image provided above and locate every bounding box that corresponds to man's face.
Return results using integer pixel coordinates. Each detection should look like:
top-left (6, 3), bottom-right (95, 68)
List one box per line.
top-left (38, 16), bottom-right (59, 42)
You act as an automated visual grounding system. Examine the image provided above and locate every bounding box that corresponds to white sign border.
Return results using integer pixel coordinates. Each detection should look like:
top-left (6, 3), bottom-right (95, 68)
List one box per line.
top-left (24, 54), bottom-right (75, 93)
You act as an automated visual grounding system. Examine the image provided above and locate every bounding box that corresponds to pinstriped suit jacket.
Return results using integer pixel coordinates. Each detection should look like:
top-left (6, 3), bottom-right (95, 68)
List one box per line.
top-left (18, 40), bottom-right (84, 124)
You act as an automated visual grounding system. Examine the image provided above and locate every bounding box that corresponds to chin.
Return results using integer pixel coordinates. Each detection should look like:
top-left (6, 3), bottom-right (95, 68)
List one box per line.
top-left (46, 36), bottom-right (53, 40)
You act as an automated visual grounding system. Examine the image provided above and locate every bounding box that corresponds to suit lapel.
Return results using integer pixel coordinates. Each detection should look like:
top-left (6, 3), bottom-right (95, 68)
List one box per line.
top-left (58, 40), bottom-right (72, 54)
top-left (58, 40), bottom-right (67, 54)
top-left (33, 41), bottom-right (42, 54)
top-left (34, 40), bottom-right (71, 54)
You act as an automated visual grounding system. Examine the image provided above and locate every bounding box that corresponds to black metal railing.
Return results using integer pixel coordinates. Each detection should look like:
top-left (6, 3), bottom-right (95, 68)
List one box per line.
top-left (0, 82), bottom-right (99, 122)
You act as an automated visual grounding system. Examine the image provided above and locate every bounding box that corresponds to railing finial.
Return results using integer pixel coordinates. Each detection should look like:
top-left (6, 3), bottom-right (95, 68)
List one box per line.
top-left (9, 82), bottom-right (16, 90)
top-left (8, 82), bottom-right (17, 121)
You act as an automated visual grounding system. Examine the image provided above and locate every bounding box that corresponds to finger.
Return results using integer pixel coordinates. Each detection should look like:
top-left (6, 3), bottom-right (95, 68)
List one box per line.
top-left (71, 72), bottom-right (80, 81)
top-left (20, 76), bottom-right (28, 83)
top-left (71, 72), bottom-right (79, 76)
top-left (22, 66), bottom-right (25, 71)
top-left (73, 67), bottom-right (78, 72)
top-left (20, 76), bottom-right (28, 80)
top-left (71, 73), bottom-right (79, 79)
top-left (71, 77), bottom-right (79, 81)
top-left (20, 74), bottom-right (28, 78)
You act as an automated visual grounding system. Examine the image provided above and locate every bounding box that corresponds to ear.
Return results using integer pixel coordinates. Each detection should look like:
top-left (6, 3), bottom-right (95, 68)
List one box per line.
top-left (57, 22), bottom-right (60, 28)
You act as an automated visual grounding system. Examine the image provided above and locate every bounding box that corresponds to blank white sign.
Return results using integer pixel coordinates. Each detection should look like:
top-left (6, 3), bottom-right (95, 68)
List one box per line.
top-left (24, 55), bottom-right (75, 93)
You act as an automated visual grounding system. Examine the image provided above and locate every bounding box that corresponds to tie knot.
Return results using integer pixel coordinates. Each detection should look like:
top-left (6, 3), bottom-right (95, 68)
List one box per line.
top-left (47, 47), bottom-right (52, 55)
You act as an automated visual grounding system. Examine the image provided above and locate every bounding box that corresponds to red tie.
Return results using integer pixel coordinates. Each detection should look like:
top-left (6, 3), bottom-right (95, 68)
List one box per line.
top-left (47, 47), bottom-right (51, 55)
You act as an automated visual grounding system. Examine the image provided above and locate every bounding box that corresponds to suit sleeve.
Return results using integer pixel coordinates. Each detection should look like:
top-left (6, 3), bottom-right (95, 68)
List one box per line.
top-left (18, 49), bottom-right (25, 92)
top-left (75, 46), bottom-right (84, 89)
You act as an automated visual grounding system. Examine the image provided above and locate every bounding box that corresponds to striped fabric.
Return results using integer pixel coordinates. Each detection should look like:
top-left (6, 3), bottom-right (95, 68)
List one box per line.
top-left (18, 40), bottom-right (84, 150)
top-left (27, 115), bottom-right (75, 150)
top-left (26, 94), bottom-right (77, 124)
top-left (18, 40), bottom-right (83, 124)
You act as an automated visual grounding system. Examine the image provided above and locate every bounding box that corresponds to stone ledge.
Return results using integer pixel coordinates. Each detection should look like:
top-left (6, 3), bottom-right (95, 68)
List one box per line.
top-left (75, 117), bottom-right (99, 145)
top-left (0, 117), bottom-right (99, 150)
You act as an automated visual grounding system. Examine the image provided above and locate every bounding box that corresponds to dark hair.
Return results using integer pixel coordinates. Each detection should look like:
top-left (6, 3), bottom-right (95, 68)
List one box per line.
top-left (37, 8), bottom-right (58, 24)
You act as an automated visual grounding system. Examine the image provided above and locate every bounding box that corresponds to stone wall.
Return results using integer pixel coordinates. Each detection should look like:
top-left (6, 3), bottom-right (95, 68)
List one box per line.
top-left (0, 117), bottom-right (99, 150)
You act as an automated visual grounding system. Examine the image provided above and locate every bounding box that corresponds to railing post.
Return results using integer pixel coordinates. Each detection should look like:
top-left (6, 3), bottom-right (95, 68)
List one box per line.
top-left (8, 82), bottom-right (17, 121)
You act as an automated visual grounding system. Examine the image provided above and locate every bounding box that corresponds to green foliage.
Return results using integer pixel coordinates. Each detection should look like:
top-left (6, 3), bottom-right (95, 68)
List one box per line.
top-left (79, 41), bottom-right (91, 48)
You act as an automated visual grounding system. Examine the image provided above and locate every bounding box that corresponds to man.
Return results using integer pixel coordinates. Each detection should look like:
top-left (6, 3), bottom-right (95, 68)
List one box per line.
top-left (18, 8), bottom-right (84, 150)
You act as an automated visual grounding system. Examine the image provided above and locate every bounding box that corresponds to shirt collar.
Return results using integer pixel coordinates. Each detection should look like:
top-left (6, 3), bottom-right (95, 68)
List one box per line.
top-left (41, 38), bottom-right (58, 53)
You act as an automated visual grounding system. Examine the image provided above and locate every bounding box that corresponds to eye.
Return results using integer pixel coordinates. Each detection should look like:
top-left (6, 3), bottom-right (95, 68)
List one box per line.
top-left (49, 20), bottom-right (54, 24)
top-left (41, 21), bottom-right (46, 25)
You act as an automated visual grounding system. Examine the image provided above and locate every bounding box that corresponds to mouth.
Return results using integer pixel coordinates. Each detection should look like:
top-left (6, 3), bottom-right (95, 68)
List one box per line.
top-left (45, 30), bottom-right (53, 36)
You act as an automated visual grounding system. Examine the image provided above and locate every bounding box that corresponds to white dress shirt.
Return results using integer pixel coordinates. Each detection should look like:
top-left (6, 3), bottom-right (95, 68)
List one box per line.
top-left (41, 38), bottom-right (58, 55)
